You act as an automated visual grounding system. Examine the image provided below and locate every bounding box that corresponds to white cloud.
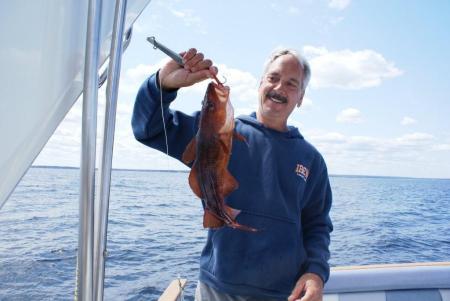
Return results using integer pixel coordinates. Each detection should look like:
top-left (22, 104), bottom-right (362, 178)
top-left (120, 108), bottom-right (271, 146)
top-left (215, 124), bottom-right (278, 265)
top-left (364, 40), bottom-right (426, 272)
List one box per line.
top-left (270, 2), bottom-right (279, 10)
top-left (234, 106), bottom-right (255, 117)
top-left (311, 131), bottom-right (347, 144)
top-left (336, 108), bottom-right (363, 124)
top-left (330, 16), bottom-right (345, 25)
top-left (300, 96), bottom-right (313, 110)
top-left (303, 129), bottom-right (450, 178)
top-left (32, 57), bottom-right (448, 177)
top-left (303, 46), bottom-right (328, 57)
top-left (181, 63), bottom-right (258, 107)
top-left (433, 144), bottom-right (450, 151)
top-left (308, 130), bottom-right (438, 152)
top-left (401, 116), bottom-right (417, 126)
top-left (329, 0), bottom-right (351, 10)
top-left (219, 64), bottom-right (258, 106)
top-left (396, 132), bottom-right (434, 146)
top-left (116, 60), bottom-right (169, 102)
top-left (269, 2), bottom-right (300, 16)
top-left (287, 118), bottom-right (304, 130)
top-left (115, 62), bottom-right (259, 170)
top-left (303, 46), bottom-right (403, 89)
top-left (132, 21), bottom-right (145, 34)
top-left (125, 63), bottom-right (156, 80)
top-left (169, 8), bottom-right (206, 35)
top-left (348, 135), bottom-right (380, 149)
top-left (288, 6), bottom-right (300, 15)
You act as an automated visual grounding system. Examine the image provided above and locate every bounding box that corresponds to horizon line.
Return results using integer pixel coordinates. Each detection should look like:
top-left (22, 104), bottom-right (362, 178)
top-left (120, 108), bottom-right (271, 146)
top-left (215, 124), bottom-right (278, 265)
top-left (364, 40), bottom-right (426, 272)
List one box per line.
top-left (30, 165), bottom-right (450, 181)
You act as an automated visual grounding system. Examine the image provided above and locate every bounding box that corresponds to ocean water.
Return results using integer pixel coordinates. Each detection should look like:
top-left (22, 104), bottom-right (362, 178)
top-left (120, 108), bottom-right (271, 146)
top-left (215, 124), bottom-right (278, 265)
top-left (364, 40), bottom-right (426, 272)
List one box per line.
top-left (0, 167), bottom-right (449, 300)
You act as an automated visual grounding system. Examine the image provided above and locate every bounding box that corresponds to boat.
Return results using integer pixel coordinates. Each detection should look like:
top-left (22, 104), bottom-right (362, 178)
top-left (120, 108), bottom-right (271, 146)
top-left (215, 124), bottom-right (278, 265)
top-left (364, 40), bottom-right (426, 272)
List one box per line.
top-left (0, 1), bottom-right (152, 300)
top-left (324, 262), bottom-right (450, 300)
top-left (1, 1), bottom-right (449, 300)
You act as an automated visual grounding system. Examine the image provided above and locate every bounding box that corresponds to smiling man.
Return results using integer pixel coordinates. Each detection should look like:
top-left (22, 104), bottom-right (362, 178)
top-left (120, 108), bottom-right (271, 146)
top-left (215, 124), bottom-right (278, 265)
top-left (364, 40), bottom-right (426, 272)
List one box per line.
top-left (132, 48), bottom-right (333, 301)
top-left (257, 51), bottom-right (307, 132)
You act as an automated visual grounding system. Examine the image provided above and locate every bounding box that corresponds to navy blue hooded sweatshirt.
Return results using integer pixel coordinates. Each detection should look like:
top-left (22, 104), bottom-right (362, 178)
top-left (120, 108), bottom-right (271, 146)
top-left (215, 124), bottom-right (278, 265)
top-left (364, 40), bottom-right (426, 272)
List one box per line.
top-left (132, 73), bottom-right (333, 300)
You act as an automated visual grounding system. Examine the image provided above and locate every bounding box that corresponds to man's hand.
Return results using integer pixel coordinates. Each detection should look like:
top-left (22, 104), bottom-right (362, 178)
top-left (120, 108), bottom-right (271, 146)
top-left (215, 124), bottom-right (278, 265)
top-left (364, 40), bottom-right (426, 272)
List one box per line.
top-left (288, 273), bottom-right (323, 301)
top-left (158, 48), bottom-right (218, 90)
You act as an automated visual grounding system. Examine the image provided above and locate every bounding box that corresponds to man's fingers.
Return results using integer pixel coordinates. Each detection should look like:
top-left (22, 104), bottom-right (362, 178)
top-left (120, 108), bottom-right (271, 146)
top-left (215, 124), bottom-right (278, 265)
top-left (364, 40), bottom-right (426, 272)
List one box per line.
top-left (160, 48), bottom-right (218, 88)
top-left (287, 281), bottom-right (305, 301)
top-left (182, 48), bottom-right (197, 64)
top-left (191, 59), bottom-right (213, 73)
top-left (185, 53), bottom-right (204, 70)
top-left (299, 286), bottom-right (322, 301)
top-left (187, 69), bottom-right (213, 85)
top-left (209, 65), bottom-right (218, 76)
top-left (299, 290), bottom-right (313, 301)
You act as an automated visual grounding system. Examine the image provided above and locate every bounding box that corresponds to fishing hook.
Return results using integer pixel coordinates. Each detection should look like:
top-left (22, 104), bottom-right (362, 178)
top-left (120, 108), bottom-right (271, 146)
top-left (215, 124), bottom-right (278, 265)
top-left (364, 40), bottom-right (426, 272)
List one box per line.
top-left (213, 74), bottom-right (227, 86)
top-left (211, 74), bottom-right (226, 86)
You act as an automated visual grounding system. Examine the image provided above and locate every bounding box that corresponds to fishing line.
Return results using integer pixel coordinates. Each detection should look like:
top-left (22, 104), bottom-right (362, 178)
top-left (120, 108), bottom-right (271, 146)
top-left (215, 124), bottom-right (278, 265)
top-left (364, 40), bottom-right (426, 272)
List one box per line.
top-left (158, 72), bottom-right (185, 301)
top-left (158, 73), bottom-right (169, 157)
top-left (150, 37), bottom-right (191, 300)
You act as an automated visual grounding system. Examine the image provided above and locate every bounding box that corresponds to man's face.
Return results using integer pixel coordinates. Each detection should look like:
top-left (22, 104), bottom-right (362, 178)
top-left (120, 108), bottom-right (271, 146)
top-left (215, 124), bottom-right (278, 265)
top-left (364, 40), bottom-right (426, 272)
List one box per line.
top-left (257, 54), bottom-right (304, 130)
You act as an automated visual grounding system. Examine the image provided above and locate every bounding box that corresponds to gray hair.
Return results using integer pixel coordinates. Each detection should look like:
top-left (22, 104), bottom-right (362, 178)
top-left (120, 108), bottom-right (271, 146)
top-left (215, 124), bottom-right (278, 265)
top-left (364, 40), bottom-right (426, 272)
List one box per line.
top-left (263, 48), bottom-right (311, 92)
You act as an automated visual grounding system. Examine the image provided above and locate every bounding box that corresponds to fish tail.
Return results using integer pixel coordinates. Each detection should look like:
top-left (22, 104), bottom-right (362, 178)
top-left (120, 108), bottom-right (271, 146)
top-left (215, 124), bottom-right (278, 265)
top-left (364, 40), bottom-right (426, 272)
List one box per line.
top-left (224, 205), bottom-right (258, 232)
top-left (229, 221), bottom-right (258, 232)
top-left (203, 210), bottom-right (225, 228)
top-left (224, 205), bottom-right (240, 220)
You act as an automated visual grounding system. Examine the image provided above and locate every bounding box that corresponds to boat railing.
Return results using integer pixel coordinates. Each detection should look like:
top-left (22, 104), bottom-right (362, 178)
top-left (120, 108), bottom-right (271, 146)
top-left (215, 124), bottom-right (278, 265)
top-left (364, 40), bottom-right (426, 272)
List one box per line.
top-left (76, 0), bottom-right (131, 300)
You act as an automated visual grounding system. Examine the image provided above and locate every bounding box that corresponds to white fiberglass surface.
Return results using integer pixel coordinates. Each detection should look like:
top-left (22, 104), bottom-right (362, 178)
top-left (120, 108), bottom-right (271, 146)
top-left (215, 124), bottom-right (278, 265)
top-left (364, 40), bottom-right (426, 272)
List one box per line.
top-left (0, 0), bottom-right (151, 208)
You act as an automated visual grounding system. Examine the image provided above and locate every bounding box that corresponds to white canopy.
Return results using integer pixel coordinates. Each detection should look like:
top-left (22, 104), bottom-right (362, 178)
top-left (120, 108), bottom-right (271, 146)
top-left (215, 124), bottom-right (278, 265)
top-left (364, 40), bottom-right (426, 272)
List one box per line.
top-left (0, 0), bottom-right (151, 209)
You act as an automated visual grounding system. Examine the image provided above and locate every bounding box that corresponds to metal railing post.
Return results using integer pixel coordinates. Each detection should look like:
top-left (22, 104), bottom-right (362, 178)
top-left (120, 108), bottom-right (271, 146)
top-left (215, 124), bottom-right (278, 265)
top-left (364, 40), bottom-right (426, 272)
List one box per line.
top-left (77, 0), bottom-right (103, 299)
top-left (93, 0), bottom-right (128, 300)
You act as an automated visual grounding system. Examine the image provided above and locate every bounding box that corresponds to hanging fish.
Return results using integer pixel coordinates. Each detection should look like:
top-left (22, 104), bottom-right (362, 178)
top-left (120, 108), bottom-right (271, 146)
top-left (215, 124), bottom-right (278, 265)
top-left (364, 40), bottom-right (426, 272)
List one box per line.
top-left (182, 81), bottom-right (256, 232)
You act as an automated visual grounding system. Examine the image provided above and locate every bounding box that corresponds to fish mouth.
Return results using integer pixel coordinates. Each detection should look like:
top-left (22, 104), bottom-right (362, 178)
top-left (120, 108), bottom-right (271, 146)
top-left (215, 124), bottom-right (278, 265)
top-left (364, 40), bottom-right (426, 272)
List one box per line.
top-left (266, 91), bottom-right (287, 104)
top-left (206, 81), bottom-right (230, 103)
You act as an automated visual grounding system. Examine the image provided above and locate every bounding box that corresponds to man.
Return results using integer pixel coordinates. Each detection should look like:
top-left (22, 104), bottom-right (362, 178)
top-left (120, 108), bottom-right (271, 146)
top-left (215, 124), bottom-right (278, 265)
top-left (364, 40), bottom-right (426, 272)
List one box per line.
top-left (132, 47), bottom-right (333, 301)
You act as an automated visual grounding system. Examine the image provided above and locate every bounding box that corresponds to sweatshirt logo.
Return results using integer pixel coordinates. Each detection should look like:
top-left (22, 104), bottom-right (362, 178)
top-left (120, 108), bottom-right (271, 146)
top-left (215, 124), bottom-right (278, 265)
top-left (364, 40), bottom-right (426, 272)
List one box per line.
top-left (295, 164), bottom-right (309, 182)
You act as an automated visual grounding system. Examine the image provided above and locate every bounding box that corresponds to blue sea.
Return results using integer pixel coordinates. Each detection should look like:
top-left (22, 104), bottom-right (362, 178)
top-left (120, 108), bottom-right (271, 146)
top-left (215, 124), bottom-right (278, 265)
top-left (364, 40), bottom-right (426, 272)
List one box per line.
top-left (1, 167), bottom-right (449, 300)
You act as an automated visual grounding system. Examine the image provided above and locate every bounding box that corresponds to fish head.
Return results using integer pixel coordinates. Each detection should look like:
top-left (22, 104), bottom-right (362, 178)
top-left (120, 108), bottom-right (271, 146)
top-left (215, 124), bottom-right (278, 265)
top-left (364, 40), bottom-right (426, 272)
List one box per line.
top-left (202, 82), bottom-right (230, 112)
top-left (200, 82), bottom-right (234, 133)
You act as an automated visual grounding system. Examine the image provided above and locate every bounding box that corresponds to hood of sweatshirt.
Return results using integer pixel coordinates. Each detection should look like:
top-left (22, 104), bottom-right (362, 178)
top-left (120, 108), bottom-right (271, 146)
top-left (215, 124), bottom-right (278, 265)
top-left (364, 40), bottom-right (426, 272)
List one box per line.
top-left (236, 112), bottom-right (304, 139)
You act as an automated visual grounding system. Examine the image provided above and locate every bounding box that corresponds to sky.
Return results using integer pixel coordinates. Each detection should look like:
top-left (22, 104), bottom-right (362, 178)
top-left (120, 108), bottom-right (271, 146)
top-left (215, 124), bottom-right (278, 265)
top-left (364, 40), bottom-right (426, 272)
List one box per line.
top-left (34, 0), bottom-right (450, 179)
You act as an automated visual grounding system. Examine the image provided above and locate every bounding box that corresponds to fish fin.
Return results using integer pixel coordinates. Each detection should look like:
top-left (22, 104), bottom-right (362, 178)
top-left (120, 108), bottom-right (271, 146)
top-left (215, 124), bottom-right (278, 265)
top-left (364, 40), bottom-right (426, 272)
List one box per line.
top-left (233, 131), bottom-right (247, 145)
top-left (223, 206), bottom-right (258, 232)
top-left (203, 210), bottom-right (224, 228)
top-left (218, 138), bottom-right (230, 154)
top-left (229, 221), bottom-right (258, 232)
top-left (188, 165), bottom-right (203, 199)
top-left (182, 137), bottom-right (197, 164)
top-left (224, 205), bottom-right (241, 220)
top-left (221, 170), bottom-right (239, 196)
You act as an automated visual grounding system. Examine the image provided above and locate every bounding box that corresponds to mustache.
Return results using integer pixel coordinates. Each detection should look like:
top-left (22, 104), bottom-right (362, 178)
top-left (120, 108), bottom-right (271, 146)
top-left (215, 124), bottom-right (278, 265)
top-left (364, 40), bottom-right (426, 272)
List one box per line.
top-left (266, 91), bottom-right (287, 103)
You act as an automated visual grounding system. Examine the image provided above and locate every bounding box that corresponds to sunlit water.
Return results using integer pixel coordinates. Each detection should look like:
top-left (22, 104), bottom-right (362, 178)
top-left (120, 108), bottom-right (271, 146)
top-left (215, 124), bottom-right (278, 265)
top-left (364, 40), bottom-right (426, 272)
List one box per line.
top-left (1, 167), bottom-right (449, 300)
